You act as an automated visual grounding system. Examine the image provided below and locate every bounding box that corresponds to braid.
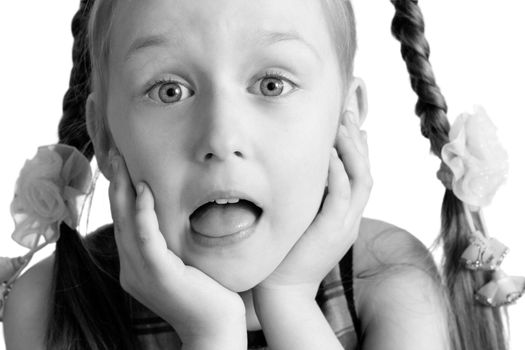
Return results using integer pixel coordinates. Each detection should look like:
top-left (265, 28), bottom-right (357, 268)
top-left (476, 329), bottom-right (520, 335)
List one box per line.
top-left (389, 1), bottom-right (508, 350)
top-left (58, 0), bottom-right (95, 160)
top-left (390, 0), bottom-right (450, 156)
top-left (48, 1), bottom-right (138, 349)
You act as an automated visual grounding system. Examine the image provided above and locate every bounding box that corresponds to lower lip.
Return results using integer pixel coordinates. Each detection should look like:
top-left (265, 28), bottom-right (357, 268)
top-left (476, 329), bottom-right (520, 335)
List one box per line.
top-left (189, 216), bottom-right (260, 248)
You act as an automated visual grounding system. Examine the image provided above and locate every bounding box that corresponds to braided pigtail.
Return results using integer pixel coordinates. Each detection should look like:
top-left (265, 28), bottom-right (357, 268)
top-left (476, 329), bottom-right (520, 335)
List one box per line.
top-left (47, 1), bottom-right (137, 349)
top-left (389, 1), bottom-right (507, 350)
top-left (58, 0), bottom-right (95, 160)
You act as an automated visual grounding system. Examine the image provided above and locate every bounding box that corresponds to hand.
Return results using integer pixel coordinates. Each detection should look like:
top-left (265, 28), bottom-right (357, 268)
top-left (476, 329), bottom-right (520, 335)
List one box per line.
top-left (109, 153), bottom-right (246, 348)
top-left (255, 111), bottom-right (372, 298)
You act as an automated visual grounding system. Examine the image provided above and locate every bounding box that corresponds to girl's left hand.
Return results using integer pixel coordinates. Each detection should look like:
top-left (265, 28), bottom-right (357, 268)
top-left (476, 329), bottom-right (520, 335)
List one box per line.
top-left (255, 112), bottom-right (372, 298)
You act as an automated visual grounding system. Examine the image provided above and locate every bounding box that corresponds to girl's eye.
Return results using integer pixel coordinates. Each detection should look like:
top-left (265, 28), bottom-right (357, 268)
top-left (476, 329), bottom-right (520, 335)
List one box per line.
top-left (250, 74), bottom-right (296, 97)
top-left (147, 80), bottom-right (194, 104)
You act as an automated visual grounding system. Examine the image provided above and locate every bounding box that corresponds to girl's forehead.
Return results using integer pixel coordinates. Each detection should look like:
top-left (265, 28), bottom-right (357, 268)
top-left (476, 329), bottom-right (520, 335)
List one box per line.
top-left (110, 0), bottom-right (335, 65)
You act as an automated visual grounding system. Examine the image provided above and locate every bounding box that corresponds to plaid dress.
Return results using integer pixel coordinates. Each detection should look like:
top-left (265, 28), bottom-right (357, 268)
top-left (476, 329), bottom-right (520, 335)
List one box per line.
top-left (129, 246), bottom-right (362, 349)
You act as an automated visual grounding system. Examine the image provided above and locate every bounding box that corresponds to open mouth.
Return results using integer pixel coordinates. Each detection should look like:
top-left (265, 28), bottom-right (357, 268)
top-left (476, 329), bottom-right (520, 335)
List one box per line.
top-left (189, 199), bottom-right (263, 238)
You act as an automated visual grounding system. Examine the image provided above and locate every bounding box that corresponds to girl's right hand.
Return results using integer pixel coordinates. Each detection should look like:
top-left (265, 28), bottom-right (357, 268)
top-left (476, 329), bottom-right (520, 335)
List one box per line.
top-left (108, 152), bottom-right (246, 349)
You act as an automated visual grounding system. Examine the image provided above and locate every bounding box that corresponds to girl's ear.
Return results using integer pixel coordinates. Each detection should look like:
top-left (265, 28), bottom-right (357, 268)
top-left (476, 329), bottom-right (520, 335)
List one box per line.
top-left (86, 93), bottom-right (115, 180)
top-left (342, 77), bottom-right (368, 127)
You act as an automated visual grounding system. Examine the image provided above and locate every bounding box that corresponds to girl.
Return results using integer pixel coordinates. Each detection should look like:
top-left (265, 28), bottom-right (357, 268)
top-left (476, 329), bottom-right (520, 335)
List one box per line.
top-left (1, 0), bottom-right (521, 349)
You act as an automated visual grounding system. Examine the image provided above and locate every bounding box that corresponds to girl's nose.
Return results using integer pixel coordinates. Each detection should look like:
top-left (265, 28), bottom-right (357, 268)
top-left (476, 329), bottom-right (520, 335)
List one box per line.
top-left (193, 93), bottom-right (249, 163)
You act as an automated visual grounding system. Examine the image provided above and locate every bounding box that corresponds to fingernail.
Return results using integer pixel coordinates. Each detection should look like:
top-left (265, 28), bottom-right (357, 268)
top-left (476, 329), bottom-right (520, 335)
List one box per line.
top-left (341, 111), bottom-right (349, 125)
top-left (331, 148), bottom-right (338, 157)
top-left (112, 156), bottom-right (119, 174)
top-left (136, 182), bottom-right (145, 197)
top-left (346, 112), bottom-right (359, 126)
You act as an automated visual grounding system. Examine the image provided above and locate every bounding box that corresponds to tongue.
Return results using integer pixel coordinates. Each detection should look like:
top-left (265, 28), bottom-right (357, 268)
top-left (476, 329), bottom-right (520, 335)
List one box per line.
top-left (190, 201), bottom-right (259, 237)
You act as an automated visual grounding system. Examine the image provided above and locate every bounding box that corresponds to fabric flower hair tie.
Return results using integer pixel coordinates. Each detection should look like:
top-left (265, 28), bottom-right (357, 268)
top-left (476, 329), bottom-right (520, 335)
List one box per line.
top-left (1, 144), bottom-right (92, 320)
top-left (460, 230), bottom-right (508, 271)
top-left (438, 106), bottom-right (524, 307)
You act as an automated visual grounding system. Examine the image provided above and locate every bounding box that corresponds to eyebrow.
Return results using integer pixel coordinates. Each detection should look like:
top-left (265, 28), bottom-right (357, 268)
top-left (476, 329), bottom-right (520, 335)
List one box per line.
top-left (125, 34), bottom-right (171, 61)
top-left (255, 29), bottom-right (321, 61)
top-left (124, 29), bottom-right (321, 62)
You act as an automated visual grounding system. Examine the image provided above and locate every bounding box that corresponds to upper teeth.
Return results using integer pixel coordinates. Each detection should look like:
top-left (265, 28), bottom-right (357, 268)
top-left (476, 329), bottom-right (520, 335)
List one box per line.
top-left (210, 198), bottom-right (240, 204)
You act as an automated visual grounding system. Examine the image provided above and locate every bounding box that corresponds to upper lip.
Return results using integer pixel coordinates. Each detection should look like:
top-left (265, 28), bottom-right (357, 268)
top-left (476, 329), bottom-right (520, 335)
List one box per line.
top-left (190, 189), bottom-right (263, 215)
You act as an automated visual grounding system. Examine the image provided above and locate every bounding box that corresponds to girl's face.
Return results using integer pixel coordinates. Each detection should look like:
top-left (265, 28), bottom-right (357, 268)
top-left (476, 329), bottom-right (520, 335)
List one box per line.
top-left (104, 0), bottom-right (345, 291)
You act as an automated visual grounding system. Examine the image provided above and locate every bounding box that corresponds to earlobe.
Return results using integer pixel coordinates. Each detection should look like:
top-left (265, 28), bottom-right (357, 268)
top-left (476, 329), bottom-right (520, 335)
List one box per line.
top-left (86, 93), bottom-right (115, 180)
top-left (342, 77), bottom-right (368, 127)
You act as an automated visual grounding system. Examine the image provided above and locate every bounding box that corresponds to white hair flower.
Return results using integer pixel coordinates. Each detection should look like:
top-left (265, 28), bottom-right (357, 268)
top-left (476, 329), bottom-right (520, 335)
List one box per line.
top-left (10, 144), bottom-right (92, 249)
top-left (441, 106), bottom-right (509, 209)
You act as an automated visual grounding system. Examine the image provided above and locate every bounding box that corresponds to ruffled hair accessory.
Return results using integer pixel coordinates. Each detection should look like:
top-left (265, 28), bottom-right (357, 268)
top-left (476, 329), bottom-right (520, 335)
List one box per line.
top-left (438, 106), bottom-right (524, 307)
top-left (1, 144), bottom-right (92, 320)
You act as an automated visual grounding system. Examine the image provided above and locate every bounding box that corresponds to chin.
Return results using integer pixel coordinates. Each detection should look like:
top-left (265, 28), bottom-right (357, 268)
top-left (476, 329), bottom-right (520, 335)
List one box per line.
top-left (217, 274), bottom-right (262, 293)
top-left (192, 256), bottom-right (282, 293)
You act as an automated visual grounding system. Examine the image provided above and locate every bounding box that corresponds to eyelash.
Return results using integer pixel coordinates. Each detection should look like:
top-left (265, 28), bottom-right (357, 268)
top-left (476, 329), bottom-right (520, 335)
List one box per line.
top-left (145, 78), bottom-right (191, 98)
top-left (259, 71), bottom-right (295, 86)
top-left (144, 71), bottom-right (298, 104)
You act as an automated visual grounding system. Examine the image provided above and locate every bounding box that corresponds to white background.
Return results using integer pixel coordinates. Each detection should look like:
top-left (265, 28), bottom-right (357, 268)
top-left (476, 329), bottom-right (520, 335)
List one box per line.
top-left (0, 1), bottom-right (523, 349)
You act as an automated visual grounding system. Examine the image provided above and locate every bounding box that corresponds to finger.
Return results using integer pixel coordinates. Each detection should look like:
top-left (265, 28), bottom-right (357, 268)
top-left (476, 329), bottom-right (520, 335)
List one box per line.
top-left (299, 148), bottom-right (355, 258)
top-left (134, 182), bottom-right (179, 273)
top-left (108, 155), bottom-right (141, 266)
top-left (360, 130), bottom-right (371, 169)
top-left (327, 149), bottom-right (361, 249)
top-left (323, 148), bottom-right (352, 223)
top-left (305, 148), bottom-right (351, 237)
top-left (340, 110), bottom-right (355, 127)
top-left (339, 111), bottom-right (371, 180)
top-left (336, 122), bottom-right (373, 225)
top-left (341, 112), bottom-right (367, 157)
top-left (360, 130), bottom-right (370, 157)
top-left (336, 123), bottom-right (368, 182)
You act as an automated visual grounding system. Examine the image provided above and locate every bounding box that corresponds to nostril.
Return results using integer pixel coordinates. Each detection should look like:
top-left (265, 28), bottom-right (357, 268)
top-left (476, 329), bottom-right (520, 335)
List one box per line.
top-left (204, 151), bottom-right (243, 160)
